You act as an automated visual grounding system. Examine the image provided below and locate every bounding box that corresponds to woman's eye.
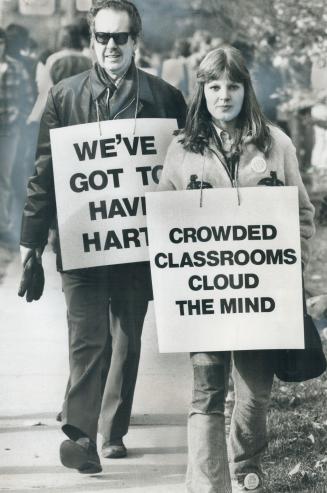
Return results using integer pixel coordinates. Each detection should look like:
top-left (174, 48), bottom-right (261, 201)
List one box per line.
top-left (229, 84), bottom-right (239, 90)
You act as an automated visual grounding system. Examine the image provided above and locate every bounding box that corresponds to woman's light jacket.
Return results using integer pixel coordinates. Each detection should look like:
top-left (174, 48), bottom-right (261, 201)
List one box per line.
top-left (157, 125), bottom-right (315, 266)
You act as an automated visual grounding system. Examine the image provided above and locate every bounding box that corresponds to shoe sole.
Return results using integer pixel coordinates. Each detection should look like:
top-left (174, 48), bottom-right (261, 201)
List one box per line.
top-left (102, 448), bottom-right (127, 459)
top-left (60, 440), bottom-right (102, 474)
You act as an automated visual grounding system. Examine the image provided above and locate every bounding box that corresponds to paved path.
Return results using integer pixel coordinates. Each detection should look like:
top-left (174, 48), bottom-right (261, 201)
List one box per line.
top-left (0, 415), bottom-right (187, 492)
top-left (0, 246), bottom-right (191, 492)
top-left (0, 247), bottom-right (192, 417)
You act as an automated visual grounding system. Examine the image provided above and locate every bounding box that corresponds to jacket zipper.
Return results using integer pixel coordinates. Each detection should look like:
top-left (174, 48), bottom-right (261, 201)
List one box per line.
top-left (113, 98), bottom-right (136, 120)
top-left (209, 146), bottom-right (234, 185)
top-left (104, 85), bottom-right (136, 120)
top-left (209, 146), bottom-right (241, 205)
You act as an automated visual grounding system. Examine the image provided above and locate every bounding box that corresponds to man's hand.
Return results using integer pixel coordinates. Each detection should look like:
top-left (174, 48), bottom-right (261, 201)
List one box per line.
top-left (18, 247), bottom-right (45, 302)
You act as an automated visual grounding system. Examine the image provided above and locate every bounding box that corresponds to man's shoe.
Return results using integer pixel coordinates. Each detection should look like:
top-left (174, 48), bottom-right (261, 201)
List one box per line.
top-left (60, 438), bottom-right (102, 474)
top-left (231, 472), bottom-right (266, 492)
top-left (102, 439), bottom-right (127, 459)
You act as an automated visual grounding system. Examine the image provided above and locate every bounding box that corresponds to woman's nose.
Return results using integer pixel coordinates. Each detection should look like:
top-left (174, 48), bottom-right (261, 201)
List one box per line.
top-left (219, 86), bottom-right (230, 100)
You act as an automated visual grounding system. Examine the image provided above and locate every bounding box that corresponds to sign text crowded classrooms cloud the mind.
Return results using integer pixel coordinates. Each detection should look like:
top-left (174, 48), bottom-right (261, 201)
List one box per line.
top-left (146, 187), bottom-right (304, 352)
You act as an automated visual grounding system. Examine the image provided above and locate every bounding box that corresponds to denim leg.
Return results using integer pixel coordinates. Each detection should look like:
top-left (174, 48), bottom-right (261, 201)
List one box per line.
top-left (229, 350), bottom-right (274, 479)
top-left (186, 352), bottom-right (232, 493)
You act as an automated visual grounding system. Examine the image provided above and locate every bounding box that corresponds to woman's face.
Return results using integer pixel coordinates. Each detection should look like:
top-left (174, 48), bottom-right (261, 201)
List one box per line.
top-left (204, 75), bottom-right (245, 127)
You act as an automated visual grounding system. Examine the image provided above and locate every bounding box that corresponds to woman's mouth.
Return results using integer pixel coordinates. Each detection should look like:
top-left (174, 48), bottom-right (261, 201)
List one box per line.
top-left (218, 105), bottom-right (232, 110)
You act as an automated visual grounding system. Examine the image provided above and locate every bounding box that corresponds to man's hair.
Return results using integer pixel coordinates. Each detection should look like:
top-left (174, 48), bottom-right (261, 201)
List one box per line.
top-left (87, 1), bottom-right (142, 41)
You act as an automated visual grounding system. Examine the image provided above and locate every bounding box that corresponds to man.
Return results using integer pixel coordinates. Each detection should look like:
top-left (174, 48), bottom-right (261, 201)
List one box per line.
top-left (0, 28), bottom-right (34, 248)
top-left (20, 0), bottom-right (186, 474)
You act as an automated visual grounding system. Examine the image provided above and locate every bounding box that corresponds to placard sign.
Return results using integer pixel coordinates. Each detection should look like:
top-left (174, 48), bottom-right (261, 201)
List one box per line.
top-left (19, 0), bottom-right (55, 15)
top-left (146, 187), bottom-right (304, 352)
top-left (76, 0), bottom-right (92, 11)
top-left (50, 119), bottom-right (177, 270)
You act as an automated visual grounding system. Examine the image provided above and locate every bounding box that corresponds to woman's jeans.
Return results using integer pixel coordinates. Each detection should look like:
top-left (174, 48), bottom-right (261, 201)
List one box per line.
top-left (186, 350), bottom-right (274, 492)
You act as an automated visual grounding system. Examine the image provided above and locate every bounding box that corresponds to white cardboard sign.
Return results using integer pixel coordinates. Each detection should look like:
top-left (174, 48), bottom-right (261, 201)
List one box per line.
top-left (146, 187), bottom-right (304, 352)
top-left (19, 0), bottom-right (55, 15)
top-left (50, 119), bottom-right (177, 270)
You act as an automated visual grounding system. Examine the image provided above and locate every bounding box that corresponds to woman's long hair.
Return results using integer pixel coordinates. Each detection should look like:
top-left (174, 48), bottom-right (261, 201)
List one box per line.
top-left (180, 46), bottom-right (272, 156)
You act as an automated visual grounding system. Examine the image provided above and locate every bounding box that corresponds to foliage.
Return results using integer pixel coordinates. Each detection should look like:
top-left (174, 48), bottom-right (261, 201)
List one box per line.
top-left (188, 0), bottom-right (327, 63)
top-left (264, 358), bottom-right (327, 492)
top-left (264, 216), bottom-right (327, 492)
top-left (185, 0), bottom-right (327, 112)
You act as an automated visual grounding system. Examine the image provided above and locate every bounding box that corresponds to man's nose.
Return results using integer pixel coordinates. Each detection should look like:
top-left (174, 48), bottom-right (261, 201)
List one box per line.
top-left (106, 36), bottom-right (117, 49)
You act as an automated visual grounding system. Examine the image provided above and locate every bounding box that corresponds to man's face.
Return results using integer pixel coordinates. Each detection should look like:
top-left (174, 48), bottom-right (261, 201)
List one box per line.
top-left (93, 8), bottom-right (136, 80)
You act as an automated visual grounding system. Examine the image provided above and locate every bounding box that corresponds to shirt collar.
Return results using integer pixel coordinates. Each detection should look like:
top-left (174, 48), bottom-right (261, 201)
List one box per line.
top-left (90, 58), bottom-right (156, 106)
top-left (212, 121), bottom-right (256, 146)
top-left (90, 62), bottom-right (128, 100)
top-left (212, 122), bottom-right (233, 144)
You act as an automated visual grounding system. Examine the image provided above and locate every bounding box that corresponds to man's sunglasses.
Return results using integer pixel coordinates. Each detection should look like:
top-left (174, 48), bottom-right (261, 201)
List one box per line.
top-left (94, 32), bottom-right (130, 46)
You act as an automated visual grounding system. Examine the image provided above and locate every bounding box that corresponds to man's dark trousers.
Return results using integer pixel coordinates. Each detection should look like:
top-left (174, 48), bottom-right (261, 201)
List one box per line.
top-left (61, 264), bottom-right (148, 444)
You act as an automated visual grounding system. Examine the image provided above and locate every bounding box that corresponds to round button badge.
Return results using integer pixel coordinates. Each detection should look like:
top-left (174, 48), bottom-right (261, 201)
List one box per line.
top-left (250, 157), bottom-right (267, 173)
top-left (244, 473), bottom-right (260, 490)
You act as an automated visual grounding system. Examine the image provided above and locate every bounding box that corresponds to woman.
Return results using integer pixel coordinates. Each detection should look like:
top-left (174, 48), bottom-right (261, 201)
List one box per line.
top-left (157, 47), bottom-right (315, 492)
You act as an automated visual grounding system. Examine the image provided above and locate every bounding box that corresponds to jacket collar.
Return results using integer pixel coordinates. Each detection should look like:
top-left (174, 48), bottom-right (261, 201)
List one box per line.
top-left (90, 62), bottom-right (122, 100)
top-left (209, 123), bottom-right (255, 151)
top-left (136, 67), bottom-right (156, 106)
top-left (90, 58), bottom-right (156, 107)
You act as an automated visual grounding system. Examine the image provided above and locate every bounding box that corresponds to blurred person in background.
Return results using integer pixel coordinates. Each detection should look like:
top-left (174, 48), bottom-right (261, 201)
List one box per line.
top-left (5, 24), bottom-right (38, 245)
top-left (249, 35), bottom-right (285, 127)
top-left (5, 23), bottom-right (37, 95)
top-left (28, 24), bottom-right (93, 125)
top-left (310, 54), bottom-right (327, 169)
top-left (135, 40), bottom-right (158, 76)
top-left (49, 24), bottom-right (93, 84)
top-left (76, 17), bottom-right (95, 60)
top-left (0, 28), bottom-right (34, 249)
top-left (161, 38), bottom-right (191, 100)
top-left (187, 30), bottom-right (219, 97)
top-left (189, 29), bottom-right (212, 58)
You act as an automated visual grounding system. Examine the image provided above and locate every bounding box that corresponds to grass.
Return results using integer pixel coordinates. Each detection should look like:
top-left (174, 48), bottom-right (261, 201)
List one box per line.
top-left (263, 212), bottom-right (327, 493)
top-left (226, 342), bottom-right (327, 492)
top-left (263, 348), bottom-right (327, 492)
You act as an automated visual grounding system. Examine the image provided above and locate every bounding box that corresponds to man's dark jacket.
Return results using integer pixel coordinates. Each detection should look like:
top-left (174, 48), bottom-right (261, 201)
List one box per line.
top-left (20, 62), bottom-right (187, 298)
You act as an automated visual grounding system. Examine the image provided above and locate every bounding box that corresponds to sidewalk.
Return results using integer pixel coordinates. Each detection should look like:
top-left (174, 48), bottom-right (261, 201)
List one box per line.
top-left (0, 248), bottom-right (192, 416)
top-left (0, 414), bottom-right (187, 492)
top-left (0, 247), bottom-right (190, 492)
